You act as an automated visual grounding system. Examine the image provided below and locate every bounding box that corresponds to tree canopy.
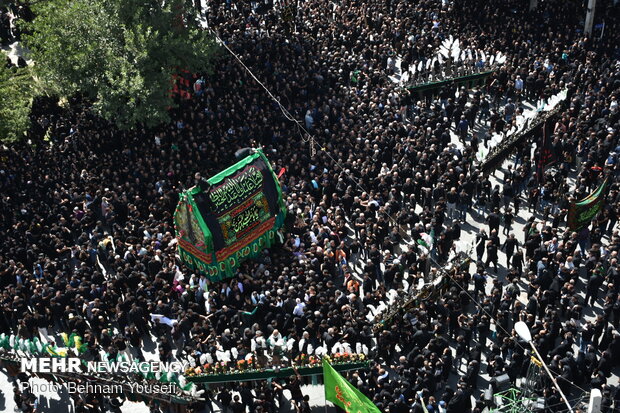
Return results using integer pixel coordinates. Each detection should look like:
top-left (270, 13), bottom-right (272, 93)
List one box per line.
top-left (21, 0), bottom-right (217, 129)
top-left (0, 64), bottom-right (34, 142)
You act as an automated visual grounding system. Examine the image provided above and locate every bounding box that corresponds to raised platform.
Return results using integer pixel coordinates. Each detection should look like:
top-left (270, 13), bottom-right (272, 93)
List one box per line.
top-left (186, 361), bottom-right (369, 384)
top-left (407, 70), bottom-right (495, 96)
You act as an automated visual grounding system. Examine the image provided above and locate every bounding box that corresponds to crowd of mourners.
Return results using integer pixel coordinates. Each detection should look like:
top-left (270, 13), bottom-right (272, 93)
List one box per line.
top-left (2, 0), bottom-right (620, 411)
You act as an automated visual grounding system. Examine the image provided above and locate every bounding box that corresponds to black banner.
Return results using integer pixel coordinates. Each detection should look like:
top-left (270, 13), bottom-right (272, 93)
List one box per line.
top-left (193, 157), bottom-right (281, 251)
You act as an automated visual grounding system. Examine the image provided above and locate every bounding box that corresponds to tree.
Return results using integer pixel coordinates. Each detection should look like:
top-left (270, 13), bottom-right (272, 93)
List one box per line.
top-left (21, 0), bottom-right (218, 129)
top-left (0, 63), bottom-right (34, 142)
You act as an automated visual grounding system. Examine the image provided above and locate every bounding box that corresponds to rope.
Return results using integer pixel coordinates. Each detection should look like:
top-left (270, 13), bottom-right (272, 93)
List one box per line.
top-left (204, 20), bottom-right (410, 235)
top-left (202, 8), bottom-right (590, 401)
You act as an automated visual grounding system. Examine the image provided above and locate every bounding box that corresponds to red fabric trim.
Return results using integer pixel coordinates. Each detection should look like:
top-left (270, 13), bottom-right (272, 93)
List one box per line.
top-left (178, 238), bottom-right (213, 264)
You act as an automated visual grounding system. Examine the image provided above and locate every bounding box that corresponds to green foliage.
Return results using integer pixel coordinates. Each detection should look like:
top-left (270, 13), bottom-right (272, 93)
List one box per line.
top-left (22, 0), bottom-right (218, 129)
top-left (0, 64), bottom-right (34, 142)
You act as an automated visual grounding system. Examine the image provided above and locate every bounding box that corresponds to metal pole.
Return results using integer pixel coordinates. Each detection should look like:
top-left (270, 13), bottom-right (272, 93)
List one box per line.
top-left (584, 0), bottom-right (597, 35)
top-left (324, 376), bottom-right (328, 413)
top-left (528, 343), bottom-right (573, 412)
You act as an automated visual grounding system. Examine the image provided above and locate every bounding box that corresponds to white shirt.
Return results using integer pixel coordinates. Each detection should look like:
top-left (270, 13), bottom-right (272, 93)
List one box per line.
top-left (293, 302), bottom-right (306, 316)
top-left (268, 334), bottom-right (284, 349)
top-left (251, 336), bottom-right (267, 351)
top-left (515, 78), bottom-right (524, 90)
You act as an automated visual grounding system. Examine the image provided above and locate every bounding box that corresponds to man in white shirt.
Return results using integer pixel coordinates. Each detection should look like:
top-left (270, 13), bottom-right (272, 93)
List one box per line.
top-left (293, 298), bottom-right (305, 316)
top-left (515, 75), bottom-right (524, 101)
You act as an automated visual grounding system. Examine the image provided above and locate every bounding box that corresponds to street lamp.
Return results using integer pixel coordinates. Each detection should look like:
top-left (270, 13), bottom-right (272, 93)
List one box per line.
top-left (514, 321), bottom-right (573, 413)
top-left (514, 322), bottom-right (532, 343)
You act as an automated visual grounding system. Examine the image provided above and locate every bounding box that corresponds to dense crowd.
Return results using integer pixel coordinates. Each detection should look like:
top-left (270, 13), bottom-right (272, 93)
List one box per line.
top-left (2, 0), bottom-right (620, 412)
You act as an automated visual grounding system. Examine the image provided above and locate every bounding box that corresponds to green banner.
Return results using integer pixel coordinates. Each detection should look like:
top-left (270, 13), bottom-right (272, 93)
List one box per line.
top-left (568, 176), bottom-right (610, 231)
top-left (323, 359), bottom-right (380, 413)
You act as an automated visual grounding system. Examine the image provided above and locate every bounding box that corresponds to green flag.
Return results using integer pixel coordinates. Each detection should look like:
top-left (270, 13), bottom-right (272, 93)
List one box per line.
top-left (568, 176), bottom-right (610, 230)
top-left (416, 231), bottom-right (434, 252)
top-left (323, 359), bottom-right (380, 413)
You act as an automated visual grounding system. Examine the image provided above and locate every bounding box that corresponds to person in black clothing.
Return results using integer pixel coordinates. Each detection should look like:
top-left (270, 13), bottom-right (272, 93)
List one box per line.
top-left (502, 233), bottom-right (519, 270)
top-left (503, 207), bottom-right (514, 236)
top-left (476, 229), bottom-right (488, 263)
top-left (274, 368), bottom-right (304, 412)
top-left (447, 383), bottom-right (471, 413)
top-left (485, 240), bottom-right (499, 273)
top-left (512, 248), bottom-right (525, 277)
top-left (300, 395), bottom-right (311, 413)
top-left (230, 395), bottom-right (245, 413)
top-left (585, 267), bottom-right (605, 307)
top-left (487, 208), bottom-right (501, 235)
top-left (217, 388), bottom-right (233, 413)
top-left (472, 268), bottom-right (486, 299)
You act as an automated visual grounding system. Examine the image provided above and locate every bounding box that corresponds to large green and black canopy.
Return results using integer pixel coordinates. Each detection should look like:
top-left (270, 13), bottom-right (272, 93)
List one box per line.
top-left (174, 148), bottom-right (286, 281)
